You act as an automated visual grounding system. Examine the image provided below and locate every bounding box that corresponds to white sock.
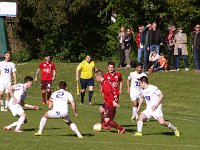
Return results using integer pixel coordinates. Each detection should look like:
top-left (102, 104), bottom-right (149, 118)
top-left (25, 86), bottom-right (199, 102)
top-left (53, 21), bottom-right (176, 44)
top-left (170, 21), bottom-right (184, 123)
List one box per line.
top-left (39, 117), bottom-right (47, 132)
top-left (70, 123), bottom-right (81, 137)
top-left (133, 107), bottom-right (138, 118)
top-left (7, 121), bottom-right (18, 128)
top-left (15, 116), bottom-right (25, 130)
top-left (137, 121), bottom-right (143, 132)
top-left (168, 122), bottom-right (176, 131)
top-left (0, 100), bottom-right (4, 110)
top-left (5, 100), bottom-right (9, 109)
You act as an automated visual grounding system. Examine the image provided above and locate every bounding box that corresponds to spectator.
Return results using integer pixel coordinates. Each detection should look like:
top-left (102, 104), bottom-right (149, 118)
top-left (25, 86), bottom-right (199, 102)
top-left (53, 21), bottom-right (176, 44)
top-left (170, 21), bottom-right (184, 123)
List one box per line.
top-left (148, 22), bottom-right (163, 54)
top-left (118, 26), bottom-right (126, 68)
top-left (136, 25), bottom-right (144, 65)
top-left (192, 24), bottom-right (200, 72)
top-left (147, 50), bottom-right (160, 70)
top-left (174, 27), bottom-right (189, 71)
top-left (165, 25), bottom-right (177, 70)
top-left (124, 28), bottom-right (133, 68)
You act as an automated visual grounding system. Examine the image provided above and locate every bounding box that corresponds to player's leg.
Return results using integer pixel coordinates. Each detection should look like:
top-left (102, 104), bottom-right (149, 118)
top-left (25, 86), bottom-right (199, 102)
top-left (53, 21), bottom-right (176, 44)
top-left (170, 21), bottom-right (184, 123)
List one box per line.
top-left (46, 81), bottom-right (52, 102)
top-left (157, 116), bottom-right (179, 137)
top-left (88, 78), bottom-right (94, 105)
top-left (63, 116), bottom-right (83, 138)
top-left (35, 112), bottom-right (49, 135)
top-left (131, 100), bottom-right (138, 121)
top-left (4, 91), bottom-right (10, 111)
top-left (41, 80), bottom-right (47, 104)
top-left (14, 112), bottom-right (27, 132)
top-left (0, 90), bottom-right (4, 111)
top-left (80, 78), bottom-right (87, 104)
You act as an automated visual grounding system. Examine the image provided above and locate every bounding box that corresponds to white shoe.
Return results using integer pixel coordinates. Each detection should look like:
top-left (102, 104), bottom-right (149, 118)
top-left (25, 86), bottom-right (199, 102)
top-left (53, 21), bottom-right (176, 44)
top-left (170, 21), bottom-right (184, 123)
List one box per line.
top-left (177, 69), bottom-right (180, 71)
top-left (4, 126), bottom-right (12, 130)
top-left (185, 68), bottom-right (189, 71)
top-left (14, 129), bottom-right (23, 133)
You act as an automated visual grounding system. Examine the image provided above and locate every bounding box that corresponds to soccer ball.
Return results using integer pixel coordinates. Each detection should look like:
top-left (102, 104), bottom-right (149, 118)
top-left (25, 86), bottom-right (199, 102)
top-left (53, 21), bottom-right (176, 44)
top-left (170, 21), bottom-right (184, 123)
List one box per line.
top-left (93, 123), bottom-right (102, 132)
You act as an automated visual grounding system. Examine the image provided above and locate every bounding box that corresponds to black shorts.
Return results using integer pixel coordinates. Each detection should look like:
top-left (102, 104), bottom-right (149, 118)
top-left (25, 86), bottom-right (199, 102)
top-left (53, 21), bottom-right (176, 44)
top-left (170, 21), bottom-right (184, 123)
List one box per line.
top-left (80, 78), bottom-right (94, 89)
top-left (102, 103), bottom-right (116, 120)
top-left (41, 80), bottom-right (52, 90)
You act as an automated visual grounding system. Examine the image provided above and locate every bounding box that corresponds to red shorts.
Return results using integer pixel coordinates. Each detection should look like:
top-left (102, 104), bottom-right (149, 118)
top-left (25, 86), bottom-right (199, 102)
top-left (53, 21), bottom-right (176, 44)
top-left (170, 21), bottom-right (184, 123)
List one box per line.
top-left (102, 103), bottom-right (116, 120)
top-left (41, 80), bottom-right (52, 90)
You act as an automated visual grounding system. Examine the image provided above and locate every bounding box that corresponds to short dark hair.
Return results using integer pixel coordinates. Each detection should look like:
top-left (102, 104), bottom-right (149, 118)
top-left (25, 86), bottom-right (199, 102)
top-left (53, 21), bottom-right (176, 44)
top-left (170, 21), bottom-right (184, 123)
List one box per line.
top-left (59, 81), bottom-right (67, 89)
top-left (24, 76), bottom-right (33, 83)
top-left (137, 63), bottom-right (143, 67)
top-left (95, 70), bottom-right (104, 77)
top-left (44, 53), bottom-right (51, 57)
top-left (139, 76), bottom-right (148, 84)
top-left (108, 61), bottom-right (115, 67)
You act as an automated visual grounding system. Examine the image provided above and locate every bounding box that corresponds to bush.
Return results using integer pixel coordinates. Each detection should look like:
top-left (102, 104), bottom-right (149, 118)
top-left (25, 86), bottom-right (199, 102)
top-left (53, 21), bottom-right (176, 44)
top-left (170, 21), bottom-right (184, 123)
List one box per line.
top-left (12, 49), bottom-right (32, 62)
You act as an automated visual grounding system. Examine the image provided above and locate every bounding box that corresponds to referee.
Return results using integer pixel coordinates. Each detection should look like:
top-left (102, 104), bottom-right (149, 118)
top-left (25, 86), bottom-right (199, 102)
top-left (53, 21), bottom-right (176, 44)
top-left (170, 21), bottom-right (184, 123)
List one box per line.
top-left (76, 55), bottom-right (96, 105)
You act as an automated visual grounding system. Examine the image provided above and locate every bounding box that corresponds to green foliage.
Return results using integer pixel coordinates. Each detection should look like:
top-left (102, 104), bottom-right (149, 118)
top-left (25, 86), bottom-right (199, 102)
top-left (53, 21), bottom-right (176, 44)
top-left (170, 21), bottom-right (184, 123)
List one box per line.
top-left (12, 49), bottom-right (32, 62)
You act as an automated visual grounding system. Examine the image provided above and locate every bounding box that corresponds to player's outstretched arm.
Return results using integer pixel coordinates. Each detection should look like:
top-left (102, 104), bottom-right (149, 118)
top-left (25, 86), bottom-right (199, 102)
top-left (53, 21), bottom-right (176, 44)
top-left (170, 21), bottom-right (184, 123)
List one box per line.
top-left (13, 72), bottom-right (17, 85)
top-left (126, 79), bottom-right (130, 93)
top-left (152, 92), bottom-right (164, 111)
top-left (24, 103), bottom-right (39, 110)
top-left (137, 97), bottom-right (144, 112)
top-left (8, 85), bottom-right (17, 104)
top-left (70, 100), bottom-right (78, 117)
top-left (34, 68), bottom-right (40, 81)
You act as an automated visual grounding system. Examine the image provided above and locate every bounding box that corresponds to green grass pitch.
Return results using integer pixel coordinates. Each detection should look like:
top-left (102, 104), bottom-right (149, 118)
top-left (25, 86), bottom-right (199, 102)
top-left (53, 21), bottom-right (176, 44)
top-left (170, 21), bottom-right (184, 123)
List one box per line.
top-left (0, 60), bottom-right (200, 150)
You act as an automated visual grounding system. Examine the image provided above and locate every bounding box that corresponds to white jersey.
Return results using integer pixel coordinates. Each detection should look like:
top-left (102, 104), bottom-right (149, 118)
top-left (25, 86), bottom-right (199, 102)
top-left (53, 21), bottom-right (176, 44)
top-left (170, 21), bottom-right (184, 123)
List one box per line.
top-left (9, 84), bottom-right (27, 104)
top-left (0, 61), bottom-right (16, 82)
top-left (128, 71), bottom-right (147, 92)
top-left (141, 84), bottom-right (162, 109)
top-left (50, 89), bottom-right (73, 113)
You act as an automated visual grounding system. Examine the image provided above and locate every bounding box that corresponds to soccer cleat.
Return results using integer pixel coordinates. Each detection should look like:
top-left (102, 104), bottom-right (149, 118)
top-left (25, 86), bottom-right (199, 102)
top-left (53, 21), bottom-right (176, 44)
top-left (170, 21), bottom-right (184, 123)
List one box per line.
top-left (118, 128), bottom-right (126, 134)
top-left (77, 134), bottom-right (83, 138)
top-left (42, 101), bottom-right (46, 105)
top-left (88, 102), bottom-right (92, 105)
top-left (35, 131), bottom-right (42, 136)
top-left (133, 132), bottom-right (142, 136)
top-left (131, 117), bottom-right (135, 122)
top-left (185, 68), bottom-right (189, 71)
top-left (14, 129), bottom-right (23, 133)
top-left (174, 128), bottom-right (180, 137)
top-left (4, 126), bottom-right (12, 130)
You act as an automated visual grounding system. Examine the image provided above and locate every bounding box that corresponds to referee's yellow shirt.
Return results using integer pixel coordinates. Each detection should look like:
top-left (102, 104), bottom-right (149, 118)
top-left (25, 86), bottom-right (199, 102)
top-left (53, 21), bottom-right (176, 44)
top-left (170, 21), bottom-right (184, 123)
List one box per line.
top-left (77, 60), bottom-right (95, 79)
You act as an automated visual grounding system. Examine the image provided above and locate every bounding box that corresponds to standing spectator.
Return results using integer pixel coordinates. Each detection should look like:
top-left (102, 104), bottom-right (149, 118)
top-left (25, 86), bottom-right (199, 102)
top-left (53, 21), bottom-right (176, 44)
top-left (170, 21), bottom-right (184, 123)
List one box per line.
top-left (148, 22), bottom-right (163, 54)
top-left (192, 24), bottom-right (200, 72)
top-left (174, 27), bottom-right (189, 71)
top-left (136, 25), bottom-right (145, 65)
top-left (124, 28), bottom-right (133, 68)
top-left (76, 55), bottom-right (96, 105)
top-left (34, 53), bottom-right (56, 104)
top-left (0, 51), bottom-right (17, 111)
top-left (165, 25), bottom-right (177, 70)
top-left (118, 26), bottom-right (126, 68)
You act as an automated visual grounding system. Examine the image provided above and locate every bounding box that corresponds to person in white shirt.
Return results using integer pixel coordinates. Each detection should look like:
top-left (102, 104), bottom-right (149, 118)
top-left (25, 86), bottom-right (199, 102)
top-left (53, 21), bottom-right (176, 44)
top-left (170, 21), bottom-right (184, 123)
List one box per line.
top-left (133, 76), bottom-right (180, 137)
top-left (0, 51), bottom-right (17, 111)
top-left (127, 64), bottom-right (147, 121)
top-left (35, 81), bottom-right (83, 138)
top-left (4, 76), bottom-right (39, 133)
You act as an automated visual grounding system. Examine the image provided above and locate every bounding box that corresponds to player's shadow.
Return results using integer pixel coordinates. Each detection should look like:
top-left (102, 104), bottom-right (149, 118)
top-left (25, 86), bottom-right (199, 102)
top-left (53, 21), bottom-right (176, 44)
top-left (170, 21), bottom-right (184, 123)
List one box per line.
top-left (161, 132), bottom-right (177, 136)
top-left (60, 133), bottom-right (94, 137)
top-left (23, 128), bottom-right (37, 131)
top-left (92, 103), bottom-right (102, 106)
top-left (44, 127), bottom-right (62, 130)
top-left (121, 124), bottom-right (136, 127)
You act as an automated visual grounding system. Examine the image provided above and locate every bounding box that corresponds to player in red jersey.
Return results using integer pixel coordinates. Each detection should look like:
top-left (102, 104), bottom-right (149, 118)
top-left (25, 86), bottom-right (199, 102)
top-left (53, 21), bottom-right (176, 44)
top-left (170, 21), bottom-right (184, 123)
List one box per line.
top-left (104, 61), bottom-right (123, 101)
top-left (95, 70), bottom-right (125, 134)
top-left (34, 53), bottom-right (56, 104)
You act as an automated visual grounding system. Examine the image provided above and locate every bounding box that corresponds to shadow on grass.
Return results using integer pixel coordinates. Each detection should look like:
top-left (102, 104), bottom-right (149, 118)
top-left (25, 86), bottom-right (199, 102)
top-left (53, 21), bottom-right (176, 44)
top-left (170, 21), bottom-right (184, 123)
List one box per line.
top-left (23, 128), bottom-right (37, 131)
top-left (60, 133), bottom-right (94, 137)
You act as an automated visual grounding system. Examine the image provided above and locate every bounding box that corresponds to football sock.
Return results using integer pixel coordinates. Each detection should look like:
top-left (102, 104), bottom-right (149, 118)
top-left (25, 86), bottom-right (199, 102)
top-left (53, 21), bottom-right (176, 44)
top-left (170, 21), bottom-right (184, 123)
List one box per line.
top-left (42, 93), bottom-right (46, 102)
top-left (15, 116), bottom-right (25, 130)
top-left (39, 117), bottom-right (47, 132)
top-left (70, 123), bottom-right (81, 136)
top-left (100, 113), bottom-right (105, 123)
top-left (132, 107), bottom-right (137, 118)
top-left (137, 121), bottom-right (143, 132)
top-left (7, 121), bottom-right (18, 128)
top-left (168, 122), bottom-right (176, 130)
top-left (107, 120), bottom-right (123, 130)
top-left (81, 92), bottom-right (85, 103)
top-left (5, 100), bottom-right (9, 109)
top-left (88, 91), bottom-right (93, 103)
top-left (0, 100), bottom-right (4, 110)
top-left (47, 91), bottom-right (51, 100)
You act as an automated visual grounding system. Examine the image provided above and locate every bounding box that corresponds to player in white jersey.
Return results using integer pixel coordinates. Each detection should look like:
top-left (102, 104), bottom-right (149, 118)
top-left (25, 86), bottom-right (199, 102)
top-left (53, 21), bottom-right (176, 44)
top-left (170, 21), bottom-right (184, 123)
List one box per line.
top-left (35, 81), bottom-right (83, 138)
top-left (133, 76), bottom-right (180, 137)
top-left (127, 64), bottom-right (147, 121)
top-left (0, 51), bottom-right (17, 111)
top-left (4, 76), bottom-right (39, 133)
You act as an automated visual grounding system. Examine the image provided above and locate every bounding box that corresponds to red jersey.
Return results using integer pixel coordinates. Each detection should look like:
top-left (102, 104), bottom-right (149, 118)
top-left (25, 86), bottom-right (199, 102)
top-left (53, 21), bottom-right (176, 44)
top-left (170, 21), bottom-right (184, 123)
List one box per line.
top-left (104, 72), bottom-right (122, 95)
top-left (101, 79), bottom-right (117, 107)
top-left (39, 61), bottom-right (56, 80)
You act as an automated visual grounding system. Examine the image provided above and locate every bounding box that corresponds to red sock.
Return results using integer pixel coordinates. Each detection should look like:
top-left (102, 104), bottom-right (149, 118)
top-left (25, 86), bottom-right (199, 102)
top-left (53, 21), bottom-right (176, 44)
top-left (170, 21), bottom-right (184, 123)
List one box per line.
top-left (42, 93), bottom-right (46, 102)
top-left (47, 91), bottom-right (51, 100)
top-left (107, 120), bottom-right (123, 130)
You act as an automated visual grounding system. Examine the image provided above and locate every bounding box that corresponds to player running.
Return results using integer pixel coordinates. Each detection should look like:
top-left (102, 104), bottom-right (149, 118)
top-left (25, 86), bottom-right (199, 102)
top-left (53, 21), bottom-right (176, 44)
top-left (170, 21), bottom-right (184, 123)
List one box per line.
top-left (35, 81), bottom-right (83, 138)
top-left (133, 76), bottom-right (180, 137)
top-left (0, 51), bottom-right (17, 111)
top-left (95, 70), bottom-right (125, 134)
top-left (127, 64), bottom-right (147, 121)
top-left (4, 76), bottom-right (39, 132)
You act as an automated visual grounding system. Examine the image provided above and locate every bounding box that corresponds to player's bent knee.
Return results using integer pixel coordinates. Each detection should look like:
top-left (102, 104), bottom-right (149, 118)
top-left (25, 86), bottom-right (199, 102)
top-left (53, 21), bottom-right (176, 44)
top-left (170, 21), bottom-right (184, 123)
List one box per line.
top-left (81, 89), bottom-right (85, 93)
top-left (104, 118), bottom-right (109, 123)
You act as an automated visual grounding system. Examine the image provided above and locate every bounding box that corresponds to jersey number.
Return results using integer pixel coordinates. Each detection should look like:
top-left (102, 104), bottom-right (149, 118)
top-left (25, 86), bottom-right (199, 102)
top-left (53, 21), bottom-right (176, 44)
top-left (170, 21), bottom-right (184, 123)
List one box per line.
top-left (4, 68), bottom-right (9, 73)
top-left (56, 92), bottom-right (64, 98)
top-left (135, 81), bottom-right (140, 87)
top-left (145, 96), bottom-right (151, 101)
top-left (56, 111), bottom-right (60, 115)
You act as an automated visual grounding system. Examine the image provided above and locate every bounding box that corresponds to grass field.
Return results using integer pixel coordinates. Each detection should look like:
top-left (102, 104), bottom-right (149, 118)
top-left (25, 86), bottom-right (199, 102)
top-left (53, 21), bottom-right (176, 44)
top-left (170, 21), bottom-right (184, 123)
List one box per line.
top-left (0, 60), bottom-right (200, 150)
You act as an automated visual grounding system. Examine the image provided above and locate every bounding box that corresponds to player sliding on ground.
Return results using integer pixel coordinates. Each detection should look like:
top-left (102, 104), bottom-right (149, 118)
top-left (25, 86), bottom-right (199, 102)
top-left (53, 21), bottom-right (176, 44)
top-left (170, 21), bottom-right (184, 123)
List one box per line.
top-left (4, 76), bottom-right (39, 132)
top-left (35, 81), bottom-right (83, 138)
top-left (95, 70), bottom-right (125, 134)
top-left (133, 76), bottom-right (180, 137)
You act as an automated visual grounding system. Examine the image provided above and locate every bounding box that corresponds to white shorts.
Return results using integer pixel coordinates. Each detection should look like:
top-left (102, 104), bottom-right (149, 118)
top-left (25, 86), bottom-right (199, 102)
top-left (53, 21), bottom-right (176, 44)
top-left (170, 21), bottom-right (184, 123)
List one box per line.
top-left (142, 107), bottom-right (163, 120)
top-left (0, 79), bottom-right (11, 93)
top-left (130, 90), bottom-right (141, 101)
top-left (47, 109), bottom-right (70, 121)
top-left (8, 104), bottom-right (24, 116)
